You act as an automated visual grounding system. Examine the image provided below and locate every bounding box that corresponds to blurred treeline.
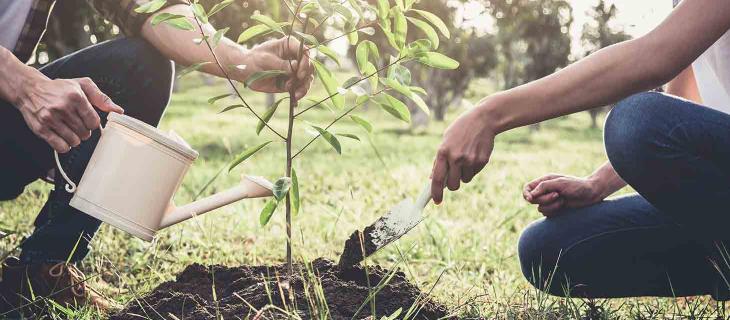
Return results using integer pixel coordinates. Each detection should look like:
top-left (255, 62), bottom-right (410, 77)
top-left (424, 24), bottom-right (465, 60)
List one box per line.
top-left (37, 0), bottom-right (629, 127)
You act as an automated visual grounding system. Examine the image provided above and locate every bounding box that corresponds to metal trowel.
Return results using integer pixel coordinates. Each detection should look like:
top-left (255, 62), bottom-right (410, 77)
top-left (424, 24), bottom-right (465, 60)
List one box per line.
top-left (338, 180), bottom-right (432, 268)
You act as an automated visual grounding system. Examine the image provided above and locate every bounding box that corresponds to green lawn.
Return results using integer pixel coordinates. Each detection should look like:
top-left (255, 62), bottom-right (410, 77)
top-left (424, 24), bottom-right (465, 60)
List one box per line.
top-left (1, 75), bottom-right (722, 319)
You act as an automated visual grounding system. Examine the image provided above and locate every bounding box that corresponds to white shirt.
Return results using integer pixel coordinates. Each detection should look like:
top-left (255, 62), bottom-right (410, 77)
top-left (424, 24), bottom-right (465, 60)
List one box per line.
top-left (0, 0), bottom-right (33, 50)
top-left (693, 29), bottom-right (730, 114)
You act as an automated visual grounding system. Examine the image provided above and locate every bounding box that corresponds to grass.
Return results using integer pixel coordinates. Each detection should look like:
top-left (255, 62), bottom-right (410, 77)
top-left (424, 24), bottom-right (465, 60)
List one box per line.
top-left (0, 73), bottom-right (725, 319)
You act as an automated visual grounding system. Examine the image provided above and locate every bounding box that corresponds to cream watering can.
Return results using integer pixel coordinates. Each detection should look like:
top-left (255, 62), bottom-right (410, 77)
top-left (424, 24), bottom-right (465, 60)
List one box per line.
top-left (54, 112), bottom-right (274, 242)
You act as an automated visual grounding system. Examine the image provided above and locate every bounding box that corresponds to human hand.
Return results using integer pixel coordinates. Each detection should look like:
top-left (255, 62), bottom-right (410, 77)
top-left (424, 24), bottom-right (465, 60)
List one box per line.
top-left (523, 174), bottom-right (604, 216)
top-left (431, 102), bottom-right (498, 204)
top-left (233, 37), bottom-right (314, 100)
top-left (16, 77), bottom-right (124, 153)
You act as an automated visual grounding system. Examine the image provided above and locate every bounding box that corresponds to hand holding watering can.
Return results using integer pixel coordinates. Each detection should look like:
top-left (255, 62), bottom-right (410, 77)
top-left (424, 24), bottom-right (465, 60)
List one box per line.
top-left (54, 113), bottom-right (273, 241)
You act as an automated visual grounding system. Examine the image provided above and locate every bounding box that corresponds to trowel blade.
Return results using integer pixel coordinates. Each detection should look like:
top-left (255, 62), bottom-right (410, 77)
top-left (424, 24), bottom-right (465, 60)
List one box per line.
top-left (338, 181), bottom-right (432, 268)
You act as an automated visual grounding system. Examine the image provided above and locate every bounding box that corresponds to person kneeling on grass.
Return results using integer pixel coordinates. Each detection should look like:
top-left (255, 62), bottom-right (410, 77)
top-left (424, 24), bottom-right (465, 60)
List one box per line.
top-left (0, 1), bottom-right (313, 315)
top-left (430, 0), bottom-right (730, 300)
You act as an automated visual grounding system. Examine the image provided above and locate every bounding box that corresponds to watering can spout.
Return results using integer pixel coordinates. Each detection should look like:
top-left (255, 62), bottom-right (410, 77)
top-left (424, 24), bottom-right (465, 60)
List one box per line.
top-left (159, 175), bottom-right (274, 229)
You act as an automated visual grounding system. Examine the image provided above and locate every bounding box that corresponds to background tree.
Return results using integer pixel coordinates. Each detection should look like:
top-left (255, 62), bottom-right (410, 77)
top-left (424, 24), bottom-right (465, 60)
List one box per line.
top-left (581, 0), bottom-right (632, 128)
top-left (488, 0), bottom-right (573, 131)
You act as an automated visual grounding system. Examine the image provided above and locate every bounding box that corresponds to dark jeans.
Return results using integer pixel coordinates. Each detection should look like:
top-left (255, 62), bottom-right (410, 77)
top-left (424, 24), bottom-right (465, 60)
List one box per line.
top-left (518, 92), bottom-right (730, 300)
top-left (0, 37), bottom-right (173, 263)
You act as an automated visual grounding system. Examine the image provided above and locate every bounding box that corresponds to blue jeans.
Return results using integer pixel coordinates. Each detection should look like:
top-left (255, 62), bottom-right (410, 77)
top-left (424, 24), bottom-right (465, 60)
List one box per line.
top-left (518, 92), bottom-right (730, 300)
top-left (0, 38), bottom-right (173, 263)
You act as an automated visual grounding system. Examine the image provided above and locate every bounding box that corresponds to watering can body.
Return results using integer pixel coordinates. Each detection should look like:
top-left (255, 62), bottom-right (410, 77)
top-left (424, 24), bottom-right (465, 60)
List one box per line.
top-left (57, 113), bottom-right (273, 242)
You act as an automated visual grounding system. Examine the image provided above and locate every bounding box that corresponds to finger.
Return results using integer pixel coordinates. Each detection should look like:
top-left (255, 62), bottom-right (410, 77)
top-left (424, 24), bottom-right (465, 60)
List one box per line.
top-left (62, 111), bottom-right (92, 140)
top-left (530, 179), bottom-right (562, 198)
top-left (282, 37), bottom-right (301, 60)
top-left (297, 53), bottom-right (313, 81)
top-left (530, 191), bottom-right (560, 205)
top-left (74, 98), bottom-right (102, 130)
top-left (77, 78), bottom-right (124, 114)
top-left (446, 160), bottom-right (461, 191)
top-left (431, 152), bottom-right (448, 204)
top-left (461, 165), bottom-right (476, 184)
top-left (45, 132), bottom-right (71, 153)
top-left (525, 174), bottom-right (562, 192)
top-left (294, 76), bottom-right (312, 100)
top-left (539, 198), bottom-right (566, 217)
top-left (50, 123), bottom-right (81, 149)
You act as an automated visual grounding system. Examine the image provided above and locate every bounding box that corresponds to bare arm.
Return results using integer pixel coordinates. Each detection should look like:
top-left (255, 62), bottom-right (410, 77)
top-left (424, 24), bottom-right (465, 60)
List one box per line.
top-left (140, 4), bottom-right (313, 99)
top-left (431, 0), bottom-right (730, 203)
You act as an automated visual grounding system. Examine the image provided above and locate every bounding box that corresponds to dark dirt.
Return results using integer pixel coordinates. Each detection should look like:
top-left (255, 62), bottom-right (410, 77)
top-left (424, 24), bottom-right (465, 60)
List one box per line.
top-left (111, 258), bottom-right (450, 320)
top-left (338, 227), bottom-right (378, 269)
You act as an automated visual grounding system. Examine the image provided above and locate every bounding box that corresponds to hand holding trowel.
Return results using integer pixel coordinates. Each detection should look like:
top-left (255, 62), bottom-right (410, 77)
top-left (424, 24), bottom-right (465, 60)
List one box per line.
top-left (338, 180), bottom-right (433, 268)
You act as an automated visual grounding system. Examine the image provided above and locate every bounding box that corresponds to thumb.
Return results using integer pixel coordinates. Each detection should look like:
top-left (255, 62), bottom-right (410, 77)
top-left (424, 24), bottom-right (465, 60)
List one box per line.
top-left (531, 179), bottom-right (563, 198)
top-left (77, 77), bottom-right (124, 114)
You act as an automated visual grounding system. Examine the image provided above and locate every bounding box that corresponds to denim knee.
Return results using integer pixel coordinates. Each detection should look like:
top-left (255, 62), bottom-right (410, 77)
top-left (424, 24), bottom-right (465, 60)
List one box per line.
top-left (517, 219), bottom-right (566, 296)
top-left (604, 92), bottom-right (667, 183)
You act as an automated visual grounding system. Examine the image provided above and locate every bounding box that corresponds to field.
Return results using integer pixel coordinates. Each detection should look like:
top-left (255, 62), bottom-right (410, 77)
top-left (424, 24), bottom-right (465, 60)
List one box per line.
top-left (0, 75), bottom-right (724, 319)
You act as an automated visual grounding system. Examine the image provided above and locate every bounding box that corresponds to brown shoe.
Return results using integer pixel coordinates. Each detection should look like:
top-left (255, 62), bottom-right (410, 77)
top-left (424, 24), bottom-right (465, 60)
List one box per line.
top-left (0, 257), bottom-right (120, 316)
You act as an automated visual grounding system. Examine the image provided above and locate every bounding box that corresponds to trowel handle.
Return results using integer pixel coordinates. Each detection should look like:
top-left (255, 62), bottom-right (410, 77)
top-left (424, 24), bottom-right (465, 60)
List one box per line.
top-left (414, 180), bottom-right (433, 209)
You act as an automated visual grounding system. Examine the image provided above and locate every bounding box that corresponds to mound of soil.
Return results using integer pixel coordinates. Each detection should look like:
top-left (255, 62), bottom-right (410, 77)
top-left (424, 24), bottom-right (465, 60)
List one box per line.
top-left (111, 258), bottom-right (449, 320)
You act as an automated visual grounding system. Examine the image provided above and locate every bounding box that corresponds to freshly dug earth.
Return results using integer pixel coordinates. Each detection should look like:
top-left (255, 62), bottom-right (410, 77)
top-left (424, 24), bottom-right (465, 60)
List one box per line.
top-left (111, 258), bottom-right (449, 320)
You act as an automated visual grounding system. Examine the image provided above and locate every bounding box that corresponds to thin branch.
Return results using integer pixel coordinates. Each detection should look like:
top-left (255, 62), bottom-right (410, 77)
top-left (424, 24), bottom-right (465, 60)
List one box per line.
top-left (304, 22), bottom-right (376, 53)
top-left (294, 57), bottom-right (405, 117)
top-left (190, 8), bottom-right (287, 141)
top-left (292, 89), bottom-right (388, 159)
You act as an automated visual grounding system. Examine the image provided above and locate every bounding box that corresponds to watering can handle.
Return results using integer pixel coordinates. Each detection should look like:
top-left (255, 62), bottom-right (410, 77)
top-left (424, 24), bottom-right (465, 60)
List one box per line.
top-left (54, 150), bottom-right (77, 193)
top-left (52, 121), bottom-right (107, 193)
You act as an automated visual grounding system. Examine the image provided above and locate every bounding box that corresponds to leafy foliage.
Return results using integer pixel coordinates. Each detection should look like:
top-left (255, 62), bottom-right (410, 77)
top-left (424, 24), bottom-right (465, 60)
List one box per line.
top-left (139, 0), bottom-right (457, 270)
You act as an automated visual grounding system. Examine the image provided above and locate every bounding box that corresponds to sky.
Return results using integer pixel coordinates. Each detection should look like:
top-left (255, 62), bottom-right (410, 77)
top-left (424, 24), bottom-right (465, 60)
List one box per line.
top-left (569, 0), bottom-right (673, 55)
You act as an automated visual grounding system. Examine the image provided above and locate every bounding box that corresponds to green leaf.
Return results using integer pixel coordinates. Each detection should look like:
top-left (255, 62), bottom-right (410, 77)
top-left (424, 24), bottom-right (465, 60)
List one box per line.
top-left (177, 61), bottom-right (211, 78)
top-left (362, 62), bottom-right (379, 93)
top-left (392, 7), bottom-right (407, 49)
top-left (411, 9), bottom-right (450, 38)
top-left (350, 115), bottom-right (373, 133)
top-left (208, 0), bottom-right (234, 17)
top-left (406, 17), bottom-right (438, 49)
top-left (256, 97), bottom-right (287, 135)
top-left (259, 199), bottom-right (278, 226)
top-left (192, 3), bottom-right (208, 24)
top-left (208, 93), bottom-right (234, 104)
top-left (312, 60), bottom-right (345, 109)
top-left (355, 42), bottom-right (369, 73)
top-left (356, 40), bottom-right (379, 73)
top-left (337, 133), bottom-right (360, 141)
top-left (272, 177), bottom-right (292, 201)
top-left (228, 141), bottom-right (272, 172)
top-left (312, 126), bottom-right (342, 154)
top-left (382, 78), bottom-right (429, 115)
top-left (347, 24), bottom-right (359, 45)
top-left (210, 27), bottom-right (229, 48)
top-left (300, 2), bottom-right (319, 14)
top-left (237, 24), bottom-right (274, 44)
top-left (219, 104), bottom-right (245, 113)
top-left (394, 0), bottom-right (404, 10)
top-left (333, 4), bottom-right (353, 21)
top-left (409, 86), bottom-right (427, 95)
top-left (317, 46), bottom-right (341, 67)
top-left (135, 0), bottom-right (167, 13)
top-left (404, 39), bottom-right (433, 57)
top-left (294, 31), bottom-right (319, 47)
top-left (291, 168), bottom-right (300, 216)
top-left (244, 70), bottom-right (287, 88)
top-left (252, 13), bottom-right (284, 33)
top-left (376, 93), bottom-right (410, 123)
top-left (151, 13), bottom-right (195, 30)
top-left (416, 52), bottom-right (459, 69)
top-left (387, 63), bottom-right (411, 85)
top-left (377, 0), bottom-right (390, 20)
